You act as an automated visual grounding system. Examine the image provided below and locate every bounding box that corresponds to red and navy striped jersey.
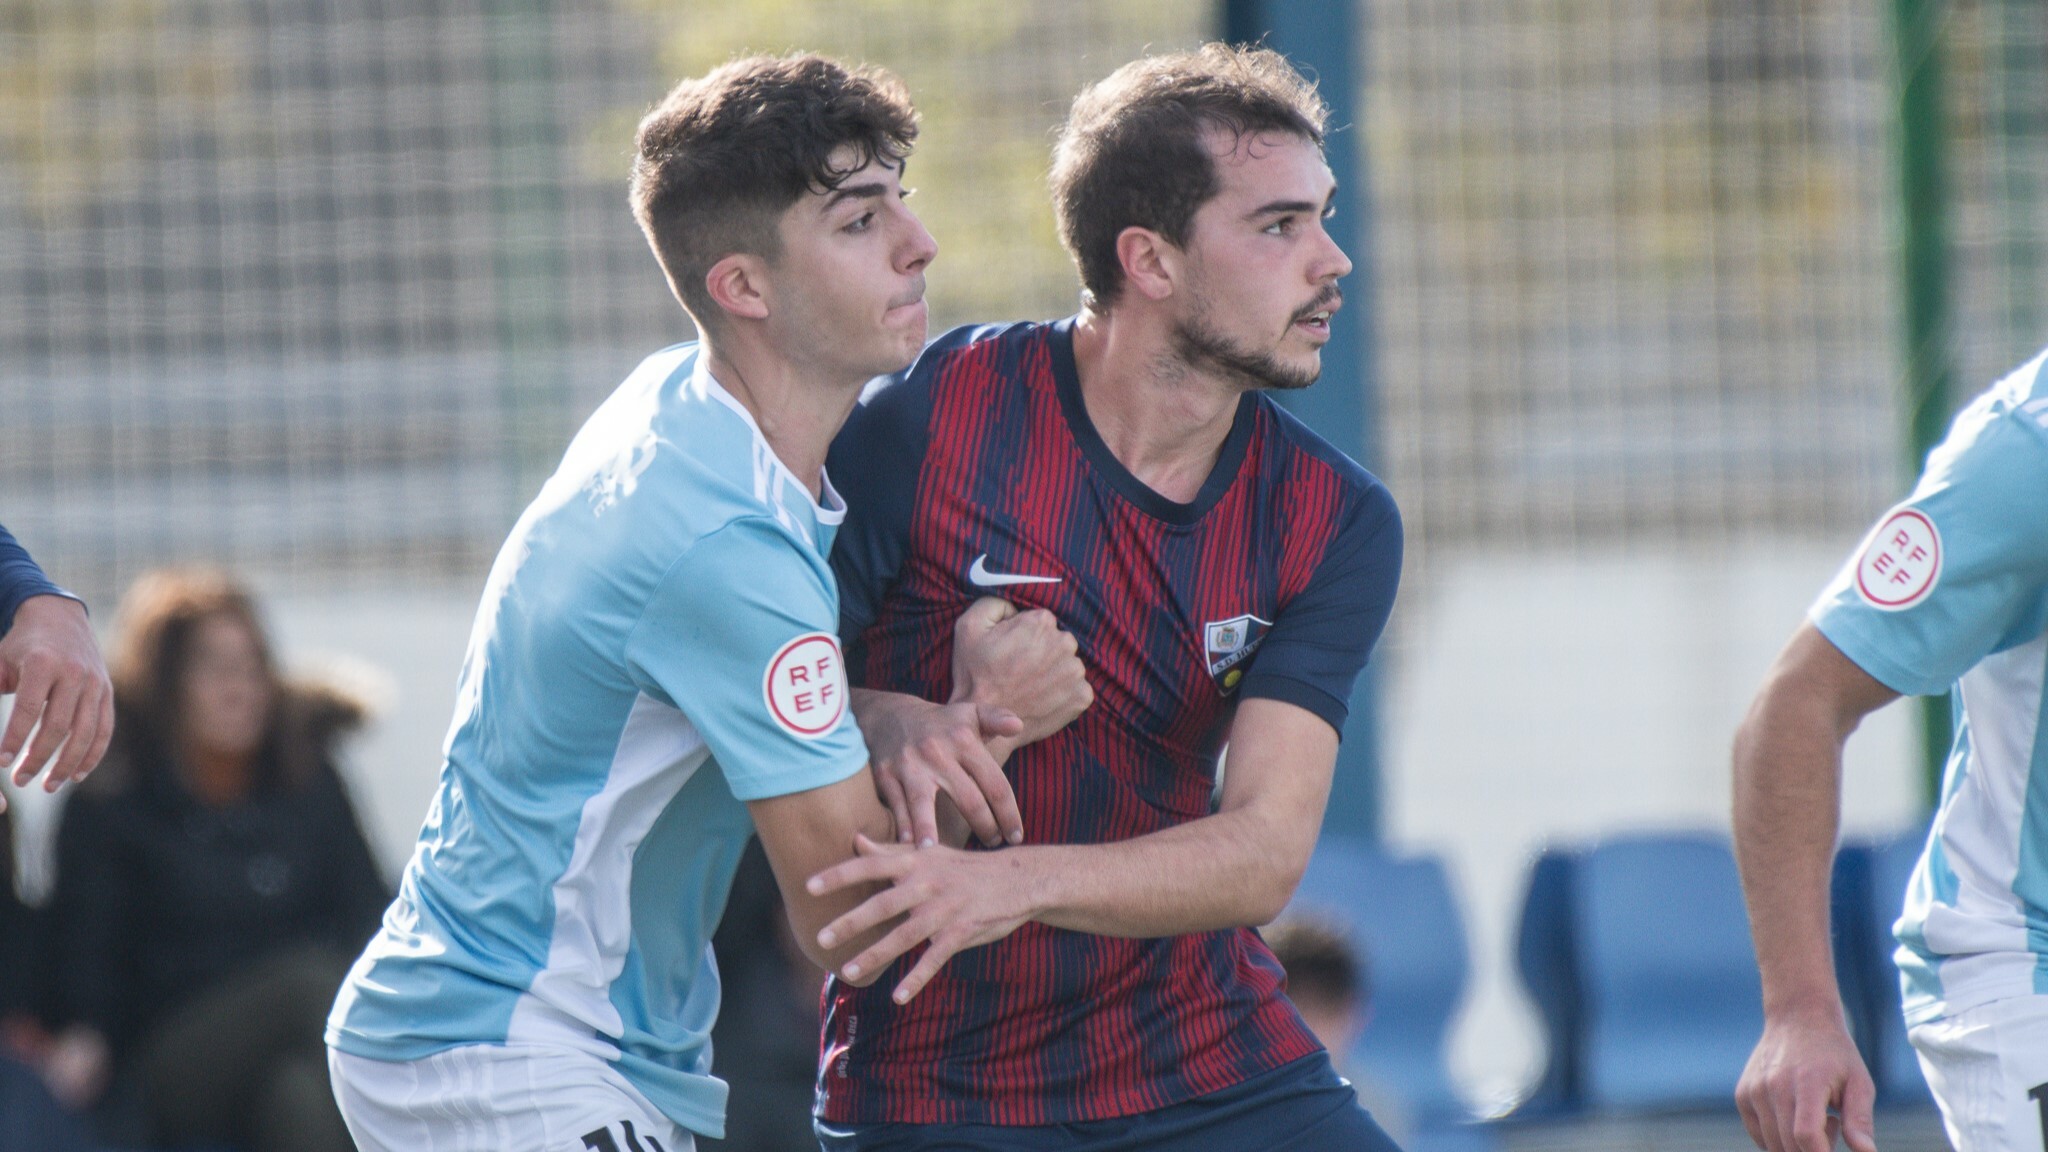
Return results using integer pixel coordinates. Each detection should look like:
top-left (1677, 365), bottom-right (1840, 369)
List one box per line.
top-left (820, 318), bottom-right (1403, 1125)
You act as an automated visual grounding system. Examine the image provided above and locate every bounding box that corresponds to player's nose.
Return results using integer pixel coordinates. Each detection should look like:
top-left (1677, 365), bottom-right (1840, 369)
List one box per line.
top-left (897, 209), bottom-right (938, 275)
top-left (1315, 221), bottom-right (1352, 284)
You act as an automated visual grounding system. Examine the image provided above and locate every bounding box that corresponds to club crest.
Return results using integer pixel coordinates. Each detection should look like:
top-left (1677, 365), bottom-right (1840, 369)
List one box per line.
top-left (1203, 614), bottom-right (1272, 693)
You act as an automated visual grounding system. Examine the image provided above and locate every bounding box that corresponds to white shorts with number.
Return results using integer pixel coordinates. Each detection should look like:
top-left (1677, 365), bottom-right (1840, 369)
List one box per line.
top-left (1909, 994), bottom-right (2048, 1152)
top-left (329, 1043), bottom-right (695, 1152)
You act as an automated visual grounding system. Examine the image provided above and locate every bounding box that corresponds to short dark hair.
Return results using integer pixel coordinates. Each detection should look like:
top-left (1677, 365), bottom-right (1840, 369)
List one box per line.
top-left (1050, 44), bottom-right (1328, 309)
top-left (630, 54), bottom-right (919, 326)
top-left (1265, 916), bottom-right (1369, 1007)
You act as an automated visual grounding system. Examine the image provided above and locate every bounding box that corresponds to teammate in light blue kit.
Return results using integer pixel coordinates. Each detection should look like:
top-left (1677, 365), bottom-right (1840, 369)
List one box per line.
top-left (324, 55), bottom-right (961, 1152)
top-left (1735, 349), bottom-right (2048, 1152)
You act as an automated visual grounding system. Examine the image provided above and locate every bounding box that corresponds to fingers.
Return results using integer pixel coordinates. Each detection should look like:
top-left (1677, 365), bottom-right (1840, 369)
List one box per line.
top-left (1788, 1083), bottom-right (1836, 1152)
top-left (907, 784), bottom-right (945, 850)
top-left (956, 738), bottom-right (1023, 845)
top-left (1839, 1067), bottom-right (1879, 1152)
top-left (889, 929), bottom-right (966, 1004)
top-left (875, 767), bottom-right (914, 844)
top-left (956, 596), bottom-right (1018, 634)
top-left (973, 704), bottom-right (1024, 741)
top-left (1, 667), bottom-right (52, 780)
top-left (46, 675), bottom-right (110, 790)
top-left (807, 845), bottom-right (910, 899)
top-left (16, 673), bottom-right (82, 787)
top-left (817, 880), bottom-right (922, 955)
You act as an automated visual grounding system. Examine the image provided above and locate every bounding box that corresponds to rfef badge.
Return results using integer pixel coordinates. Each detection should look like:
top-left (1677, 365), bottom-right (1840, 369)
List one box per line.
top-left (1203, 614), bottom-right (1272, 694)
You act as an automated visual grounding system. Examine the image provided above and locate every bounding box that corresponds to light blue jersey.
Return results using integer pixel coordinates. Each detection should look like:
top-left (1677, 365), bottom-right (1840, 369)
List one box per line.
top-left (326, 345), bottom-right (869, 1138)
top-left (1810, 349), bottom-right (2048, 1026)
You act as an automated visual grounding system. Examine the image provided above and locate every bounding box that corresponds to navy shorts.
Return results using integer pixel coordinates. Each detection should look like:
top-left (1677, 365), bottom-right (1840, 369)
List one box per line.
top-left (813, 1052), bottom-right (1404, 1152)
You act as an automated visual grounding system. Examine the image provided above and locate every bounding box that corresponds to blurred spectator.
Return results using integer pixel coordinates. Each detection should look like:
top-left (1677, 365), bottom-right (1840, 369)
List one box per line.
top-left (707, 836), bottom-right (830, 1152)
top-left (1265, 915), bottom-right (1412, 1145)
top-left (45, 569), bottom-right (388, 1152)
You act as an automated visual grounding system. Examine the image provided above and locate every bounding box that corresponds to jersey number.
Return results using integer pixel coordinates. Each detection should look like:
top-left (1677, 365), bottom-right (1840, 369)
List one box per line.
top-left (581, 1120), bottom-right (666, 1152)
top-left (2027, 1082), bottom-right (2048, 1152)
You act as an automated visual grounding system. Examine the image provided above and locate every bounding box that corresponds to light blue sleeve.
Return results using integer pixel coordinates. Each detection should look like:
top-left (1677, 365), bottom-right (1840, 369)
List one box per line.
top-left (625, 516), bottom-right (870, 801)
top-left (1810, 393), bottom-right (2048, 697)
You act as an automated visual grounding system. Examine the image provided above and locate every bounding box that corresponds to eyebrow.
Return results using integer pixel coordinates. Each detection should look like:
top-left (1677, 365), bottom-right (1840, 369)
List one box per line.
top-left (823, 181), bottom-right (889, 211)
top-left (1246, 188), bottom-right (1340, 220)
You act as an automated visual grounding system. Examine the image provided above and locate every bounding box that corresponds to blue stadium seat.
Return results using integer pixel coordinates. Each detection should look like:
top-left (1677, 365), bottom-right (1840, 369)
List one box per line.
top-left (1573, 833), bottom-right (1764, 1111)
top-left (1510, 847), bottom-right (1585, 1116)
top-left (1287, 835), bottom-right (1471, 1125)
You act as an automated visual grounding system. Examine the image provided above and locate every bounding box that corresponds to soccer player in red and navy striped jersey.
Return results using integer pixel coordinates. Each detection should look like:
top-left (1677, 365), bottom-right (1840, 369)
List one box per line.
top-left (805, 45), bottom-right (1405, 1151)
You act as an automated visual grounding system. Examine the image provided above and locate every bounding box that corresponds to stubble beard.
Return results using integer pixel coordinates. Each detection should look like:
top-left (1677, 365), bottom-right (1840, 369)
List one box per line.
top-left (1169, 304), bottom-right (1320, 393)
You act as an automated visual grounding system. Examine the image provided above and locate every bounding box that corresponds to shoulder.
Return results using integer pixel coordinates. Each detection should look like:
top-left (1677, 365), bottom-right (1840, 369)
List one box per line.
top-left (1254, 396), bottom-right (1401, 532)
top-left (855, 321), bottom-right (1049, 411)
top-left (1931, 351), bottom-right (2048, 479)
top-left (646, 514), bottom-right (837, 617)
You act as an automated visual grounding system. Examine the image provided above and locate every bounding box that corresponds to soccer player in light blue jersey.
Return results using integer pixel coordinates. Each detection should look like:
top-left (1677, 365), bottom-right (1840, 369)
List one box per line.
top-left (1734, 349), bottom-right (2048, 1152)
top-left (322, 55), bottom-right (1084, 1152)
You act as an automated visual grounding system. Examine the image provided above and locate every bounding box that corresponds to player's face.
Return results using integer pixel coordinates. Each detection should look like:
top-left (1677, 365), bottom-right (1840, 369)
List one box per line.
top-left (1170, 130), bottom-right (1350, 392)
top-left (766, 149), bottom-right (938, 381)
top-left (179, 613), bottom-right (273, 762)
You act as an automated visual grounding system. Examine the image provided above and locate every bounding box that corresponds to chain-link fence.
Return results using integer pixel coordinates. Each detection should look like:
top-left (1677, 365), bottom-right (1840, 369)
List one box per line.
top-left (0, 0), bottom-right (1209, 608)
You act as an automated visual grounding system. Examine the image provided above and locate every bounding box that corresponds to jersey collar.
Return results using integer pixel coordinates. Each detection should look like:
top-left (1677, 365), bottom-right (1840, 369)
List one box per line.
top-left (1047, 315), bottom-right (1258, 527)
top-left (687, 351), bottom-right (847, 526)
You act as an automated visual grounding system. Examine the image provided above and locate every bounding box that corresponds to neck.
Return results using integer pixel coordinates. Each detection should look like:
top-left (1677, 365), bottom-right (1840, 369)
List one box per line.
top-left (1069, 306), bottom-right (1244, 504)
top-left (180, 745), bottom-right (254, 807)
top-left (701, 329), bottom-right (867, 502)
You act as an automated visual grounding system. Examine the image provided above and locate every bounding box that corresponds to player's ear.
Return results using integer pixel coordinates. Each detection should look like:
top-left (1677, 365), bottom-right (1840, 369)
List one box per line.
top-left (705, 253), bottom-right (772, 323)
top-left (1115, 226), bottom-right (1178, 302)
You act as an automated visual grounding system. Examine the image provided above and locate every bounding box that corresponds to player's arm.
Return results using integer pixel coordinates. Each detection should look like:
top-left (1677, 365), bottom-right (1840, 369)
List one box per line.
top-left (848, 597), bottom-right (1092, 849)
top-left (744, 769), bottom-right (900, 984)
top-left (1738, 394), bottom-right (2048, 1152)
top-left (1732, 623), bottom-right (1894, 1152)
top-left (0, 524), bottom-right (111, 810)
top-left (811, 480), bottom-right (1400, 1002)
top-left (626, 519), bottom-right (903, 985)
top-left (805, 696), bottom-right (1335, 1002)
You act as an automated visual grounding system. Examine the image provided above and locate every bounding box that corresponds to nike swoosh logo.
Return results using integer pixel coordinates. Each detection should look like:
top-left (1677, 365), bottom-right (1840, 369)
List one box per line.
top-left (968, 553), bottom-right (1062, 588)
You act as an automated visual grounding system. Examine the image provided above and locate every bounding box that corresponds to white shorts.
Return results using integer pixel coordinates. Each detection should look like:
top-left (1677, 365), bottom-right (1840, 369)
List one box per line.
top-left (1909, 994), bottom-right (2048, 1152)
top-left (328, 1043), bottom-right (695, 1152)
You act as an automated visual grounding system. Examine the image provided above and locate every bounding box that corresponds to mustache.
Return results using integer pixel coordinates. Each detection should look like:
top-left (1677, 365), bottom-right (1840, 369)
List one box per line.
top-left (1289, 286), bottom-right (1343, 324)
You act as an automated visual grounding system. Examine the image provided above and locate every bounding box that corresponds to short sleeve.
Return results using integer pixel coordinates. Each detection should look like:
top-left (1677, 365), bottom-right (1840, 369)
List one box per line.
top-left (626, 517), bottom-right (869, 801)
top-left (1238, 483), bottom-right (1405, 736)
top-left (1810, 399), bottom-right (2048, 697)
top-left (827, 370), bottom-right (934, 649)
top-left (0, 521), bottom-right (80, 634)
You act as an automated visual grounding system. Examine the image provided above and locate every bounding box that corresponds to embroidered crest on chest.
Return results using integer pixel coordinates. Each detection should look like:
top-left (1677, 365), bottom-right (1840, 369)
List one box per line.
top-left (1203, 614), bottom-right (1272, 694)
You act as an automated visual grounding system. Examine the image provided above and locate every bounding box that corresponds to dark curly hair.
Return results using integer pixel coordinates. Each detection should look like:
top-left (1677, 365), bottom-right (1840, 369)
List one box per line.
top-left (1051, 44), bottom-right (1328, 309)
top-left (630, 53), bottom-right (920, 328)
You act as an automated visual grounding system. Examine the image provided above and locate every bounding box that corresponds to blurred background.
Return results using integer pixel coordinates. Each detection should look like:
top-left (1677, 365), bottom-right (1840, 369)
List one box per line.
top-left (1, 1), bottom-right (2042, 1149)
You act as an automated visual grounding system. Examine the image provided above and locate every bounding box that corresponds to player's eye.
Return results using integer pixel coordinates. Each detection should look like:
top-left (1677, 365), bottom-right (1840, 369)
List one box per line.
top-left (1321, 203), bottom-right (1337, 220)
top-left (900, 186), bottom-right (917, 201)
top-left (845, 211), bottom-right (875, 234)
top-left (1264, 216), bottom-right (1295, 236)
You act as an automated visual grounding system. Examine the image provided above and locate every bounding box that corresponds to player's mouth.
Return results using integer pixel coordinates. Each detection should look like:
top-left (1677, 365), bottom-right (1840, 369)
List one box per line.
top-left (1289, 288), bottom-right (1342, 340)
top-left (885, 288), bottom-right (927, 327)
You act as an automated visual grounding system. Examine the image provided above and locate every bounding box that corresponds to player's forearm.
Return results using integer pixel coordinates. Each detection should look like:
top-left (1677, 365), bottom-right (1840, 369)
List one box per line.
top-left (1731, 678), bottom-right (1855, 1021)
top-left (1014, 806), bottom-right (1308, 937)
top-left (747, 774), bottom-right (900, 983)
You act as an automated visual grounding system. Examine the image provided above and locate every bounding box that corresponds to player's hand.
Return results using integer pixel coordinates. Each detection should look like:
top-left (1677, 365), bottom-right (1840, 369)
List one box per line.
top-left (857, 693), bottom-right (1025, 849)
top-left (0, 595), bottom-right (113, 812)
top-left (808, 833), bottom-right (1038, 1004)
top-left (950, 597), bottom-right (1091, 748)
top-left (1736, 1010), bottom-right (1878, 1152)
